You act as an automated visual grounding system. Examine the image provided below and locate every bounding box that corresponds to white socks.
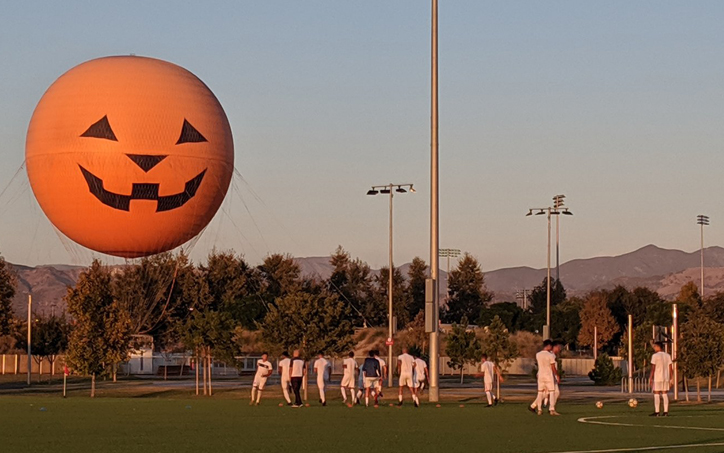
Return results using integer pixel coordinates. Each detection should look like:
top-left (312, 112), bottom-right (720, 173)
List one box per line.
top-left (256, 390), bottom-right (262, 403)
top-left (398, 394), bottom-right (403, 402)
top-left (251, 388), bottom-right (257, 402)
top-left (662, 394), bottom-right (669, 413)
top-left (486, 391), bottom-right (493, 405)
top-left (532, 391), bottom-right (545, 410)
top-left (341, 387), bottom-right (347, 402)
top-left (654, 394), bottom-right (661, 412)
top-left (548, 390), bottom-right (557, 412)
top-left (365, 396), bottom-right (369, 407)
top-left (319, 388), bottom-right (325, 403)
top-left (282, 384), bottom-right (291, 404)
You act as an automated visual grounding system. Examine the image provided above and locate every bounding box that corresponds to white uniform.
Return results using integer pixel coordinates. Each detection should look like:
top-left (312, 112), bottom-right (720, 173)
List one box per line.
top-left (535, 350), bottom-right (556, 392)
top-left (253, 359), bottom-right (273, 390)
top-left (279, 358), bottom-right (291, 385)
top-left (414, 358), bottom-right (428, 388)
top-left (278, 357), bottom-right (292, 404)
top-left (651, 351), bottom-right (673, 392)
top-left (480, 360), bottom-right (495, 392)
top-left (375, 356), bottom-right (386, 390)
top-left (341, 357), bottom-right (357, 387)
top-left (398, 353), bottom-right (416, 388)
top-left (314, 357), bottom-right (329, 387)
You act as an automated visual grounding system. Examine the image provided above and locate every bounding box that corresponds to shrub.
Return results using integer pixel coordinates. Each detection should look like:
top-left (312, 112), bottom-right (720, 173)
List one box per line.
top-left (588, 353), bottom-right (622, 386)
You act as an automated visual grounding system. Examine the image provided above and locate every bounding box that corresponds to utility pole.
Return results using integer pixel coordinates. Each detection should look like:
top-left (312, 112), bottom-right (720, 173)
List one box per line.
top-left (27, 295), bottom-right (32, 386)
top-left (697, 215), bottom-right (709, 298)
top-left (367, 183), bottom-right (415, 387)
top-left (428, 0), bottom-right (440, 403)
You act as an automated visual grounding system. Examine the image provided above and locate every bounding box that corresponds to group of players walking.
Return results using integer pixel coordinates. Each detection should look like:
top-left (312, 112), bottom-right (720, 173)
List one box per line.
top-left (250, 339), bottom-right (675, 413)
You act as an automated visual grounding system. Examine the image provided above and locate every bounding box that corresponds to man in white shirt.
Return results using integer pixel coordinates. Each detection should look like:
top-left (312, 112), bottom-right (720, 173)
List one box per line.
top-left (289, 349), bottom-right (306, 407)
top-left (374, 350), bottom-right (387, 401)
top-left (413, 354), bottom-right (429, 395)
top-left (313, 353), bottom-right (330, 406)
top-left (529, 340), bottom-right (560, 416)
top-left (278, 351), bottom-right (292, 406)
top-left (649, 341), bottom-right (674, 417)
top-left (479, 353), bottom-right (503, 407)
top-left (397, 347), bottom-right (419, 407)
top-left (341, 351), bottom-right (357, 405)
top-left (251, 353), bottom-right (273, 406)
top-left (544, 342), bottom-right (563, 409)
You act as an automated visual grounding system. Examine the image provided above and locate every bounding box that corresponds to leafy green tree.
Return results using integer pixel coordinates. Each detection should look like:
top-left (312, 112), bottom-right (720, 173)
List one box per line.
top-left (578, 291), bottom-right (619, 351)
top-left (406, 257), bottom-right (428, 320)
top-left (403, 311), bottom-right (428, 355)
top-left (479, 302), bottom-right (525, 332)
top-left (0, 256), bottom-right (16, 336)
top-left (377, 266), bottom-right (410, 328)
top-left (445, 316), bottom-right (481, 383)
top-left (444, 253), bottom-right (492, 324)
top-left (588, 353), bottom-right (622, 386)
top-left (550, 297), bottom-right (582, 348)
top-left (66, 261), bottom-right (131, 396)
top-left (528, 278), bottom-right (566, 317)
top-left (327, 247), bottom-right (377, 327)
top-left (113, 252), bottom-right (196, 348)
top-left (679, 309), bottom-right (724, 401)
top-left (258, 253), bottom-right (301, 304)
top-left (677, 282), bottom-right (701, 307)
top-left (30, 314), bottom-right (70, 380)
top-left (200, 251), bottom-right (264, 329)
top-left (259, 290), bottom-right (353, 360)
top-left (479, 315), bottom-right (519, 372)
top-left (178, 309), bottom-right (236, 365)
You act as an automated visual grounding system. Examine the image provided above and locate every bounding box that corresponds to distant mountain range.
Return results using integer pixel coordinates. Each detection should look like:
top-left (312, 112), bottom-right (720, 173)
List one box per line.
top-left (9, 244), bottom-right (723, 317)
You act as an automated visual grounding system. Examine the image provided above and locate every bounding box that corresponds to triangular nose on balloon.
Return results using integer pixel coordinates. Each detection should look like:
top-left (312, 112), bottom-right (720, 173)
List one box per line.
top-left (126, 154), bottom-right (168, 172)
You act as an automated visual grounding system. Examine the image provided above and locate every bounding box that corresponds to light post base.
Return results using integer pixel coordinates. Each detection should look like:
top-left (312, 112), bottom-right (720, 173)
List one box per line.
top-left (543, 324), bottom-right (550, 340)
top-left (429, 386), bottom-right (439, 402)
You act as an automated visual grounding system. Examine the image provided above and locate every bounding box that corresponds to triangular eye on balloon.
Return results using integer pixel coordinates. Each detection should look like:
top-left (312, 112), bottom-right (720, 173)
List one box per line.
top-left (80, 115), bottom-right (117, 141)
top-left (176, 119), bottom-right (207, 144)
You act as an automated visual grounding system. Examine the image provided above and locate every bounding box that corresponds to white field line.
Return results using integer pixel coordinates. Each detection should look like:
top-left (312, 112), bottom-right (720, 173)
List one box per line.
top-left (550, 441), bottom-right (724, 453)
top-left (578, 415), bottom-right (724, 432)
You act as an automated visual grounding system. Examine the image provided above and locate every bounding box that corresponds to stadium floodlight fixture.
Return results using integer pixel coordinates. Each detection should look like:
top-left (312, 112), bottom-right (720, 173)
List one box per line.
top-left (396, 186), bottom-right (407, 193)
top-left (562, 209), bottom-right (573, 216)
top-left (367, 189), bottom-right (379, 196)
top-left (697, 215), bottom-right (710, 226)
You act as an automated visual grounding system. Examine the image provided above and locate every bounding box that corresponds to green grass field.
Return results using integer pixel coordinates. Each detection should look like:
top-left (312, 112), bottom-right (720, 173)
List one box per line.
top-left (2, 394), bottom-right (724, 453)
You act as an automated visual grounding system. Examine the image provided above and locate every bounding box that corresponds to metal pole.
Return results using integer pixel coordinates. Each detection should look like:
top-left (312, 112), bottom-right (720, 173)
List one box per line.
top-left (545, 210), bottom-right (551, 339)
top-left (556, 213), bottom-right (560, 282)
top-left (594, 326), bottom-right (598, 361)
top-left (428, 0), bottom-right (440, 403)
top-left (701, 222), bottom-right (705, 298)
top-left (628, 315), bottom-right (633, 395)
top-left (388, 184), bottom-right (394, 388)
top-left (27, 295), bottom-right (31, 386)
top-left (673, 304), bottom-right (678, 401)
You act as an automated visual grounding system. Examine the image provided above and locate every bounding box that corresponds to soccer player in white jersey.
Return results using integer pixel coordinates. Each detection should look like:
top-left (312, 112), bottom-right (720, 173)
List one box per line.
top-left (374, 350), bottom-right (387, 402)
top-left (251, 353), bottom-right (273, 405)
top-left (278, 351), bottom-right (292, 406)
top-left (341, 351), bottom-right (357, 405)
top-left (313, 352), bottom-right (330, 406)
top-left (545, 342), bottom-right (563, 409)
top-left (649, 341), bottom-right (673, 417)
top-left (529, 340), bottom-right (560, 416)
top-left (397, 347), bottom-right (419, 407)
top-left (413, 354), bottom-right (429, 395)
top-left (479, 353), bottom-right (502, 407)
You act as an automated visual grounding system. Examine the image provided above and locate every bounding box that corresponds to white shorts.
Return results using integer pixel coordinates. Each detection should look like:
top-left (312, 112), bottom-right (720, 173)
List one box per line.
top-left (364, 377), bottom-right (378, 389)
top-left (653, 381), bottom-right (670, 392)
top-left (341, 375), bottom-right (355, 387)
top-left (281, 378), bottom-right (290, 388)
top-left (399, 374), bottom-right (414, 388)
top-left (484, 378), bottom-right (493, 392)
top-left (253, 376), bottom-right (268, 390)
top-left (537, 379), bottom-right (555, 392)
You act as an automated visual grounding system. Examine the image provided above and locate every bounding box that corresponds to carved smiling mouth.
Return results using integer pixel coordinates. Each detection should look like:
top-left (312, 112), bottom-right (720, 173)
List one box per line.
top-left (79, 165), bottom-right (206, 212)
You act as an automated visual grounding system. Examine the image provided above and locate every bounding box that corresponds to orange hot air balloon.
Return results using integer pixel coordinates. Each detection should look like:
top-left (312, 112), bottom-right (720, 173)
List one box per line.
top-left (25, 56), bottom-right (234, 258)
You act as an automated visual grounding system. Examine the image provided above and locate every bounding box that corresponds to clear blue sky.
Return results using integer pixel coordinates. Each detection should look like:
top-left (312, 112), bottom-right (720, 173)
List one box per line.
top-left (1, 1), bottom-right (724, 271)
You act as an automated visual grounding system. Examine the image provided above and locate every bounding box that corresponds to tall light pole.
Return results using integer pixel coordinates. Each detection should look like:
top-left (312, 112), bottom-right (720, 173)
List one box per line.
top-left (552, 194), bottom-right (567, 282)
top-left (697, 215), bottom-right (709, 298)
top-left (527, 205), bottom-right (572, 339)
top-left (439, 248), bottom-right (461, 297)
top-left (428, 0), bottom-right (441, 403)
top-left (27, 295), bottom-right (32, 386)
top-left (367, 183), bottom-right (415, 387)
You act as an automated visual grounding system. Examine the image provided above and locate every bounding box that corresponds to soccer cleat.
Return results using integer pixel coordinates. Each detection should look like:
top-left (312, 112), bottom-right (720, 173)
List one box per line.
top-left (397, 401), bottom-right (403, 407)
top-left (486, 404), bottom-right (493, 408)
top-left (494, 397), bottom-right (499, 406)
top-left (662, 412), bottom-right (669, 417)
top-left (528, 406), bottom-right (537, 414)
top-left (249, 401), bottom-right (254, 406)
top-left (649, 412), bottom-right (660, 417)
top-left (287, 403), bottom-right (293, 406)
top-left (537, 410), bottom-right (543, 416)
top-left (414, 400), bottom-right (419, 408)
top-left (322, 402), bottom-right (326, 406)
top-left (549, 411), bottom-right (560, 416)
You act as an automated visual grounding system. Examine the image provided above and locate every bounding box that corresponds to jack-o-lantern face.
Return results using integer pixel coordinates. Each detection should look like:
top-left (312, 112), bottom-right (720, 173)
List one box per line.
top-left (25, 56), bottom-right (234, 258)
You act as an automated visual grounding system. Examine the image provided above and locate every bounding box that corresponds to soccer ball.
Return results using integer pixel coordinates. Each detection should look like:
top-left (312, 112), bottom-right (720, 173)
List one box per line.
top-left (628, 398), bottom-right (638, 408)
top-left (595, 401), bottom-right (604, 409)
